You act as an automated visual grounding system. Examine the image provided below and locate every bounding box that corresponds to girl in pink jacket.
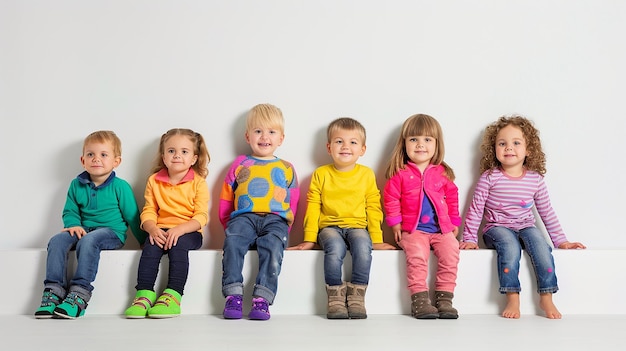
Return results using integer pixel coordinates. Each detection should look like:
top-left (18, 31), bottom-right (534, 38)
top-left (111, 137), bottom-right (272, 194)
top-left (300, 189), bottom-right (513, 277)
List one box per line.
top-left (383, 114), bottom-right (461, 319)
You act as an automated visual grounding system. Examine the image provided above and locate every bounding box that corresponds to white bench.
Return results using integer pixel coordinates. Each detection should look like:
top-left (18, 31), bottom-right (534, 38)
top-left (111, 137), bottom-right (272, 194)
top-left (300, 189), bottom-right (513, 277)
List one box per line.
top-left (2, 249), bottom-right (621, 315)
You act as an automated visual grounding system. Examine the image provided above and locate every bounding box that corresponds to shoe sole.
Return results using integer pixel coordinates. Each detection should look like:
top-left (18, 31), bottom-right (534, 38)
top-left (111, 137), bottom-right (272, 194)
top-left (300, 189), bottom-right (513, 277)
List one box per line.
top-left (223, 312), bottom-right (243, 319)
top-left (125, 315), bottom-right (148, 319)
top-left (327, 314), bottom-right (349, 319)
top-left (148, 314), bottom-right (180, 319)
top-left (34, 314), bottom-right (54, 319)
top-left (249, 313), bottom-right (270, 320)
top-left (414, 313), bottom-right (439, 319)
top-left (53, 311), bottom-right (80, 319)
top-left (349, 314), bottom-right (367, 319)
top-left (438, 313), bottom-right (459, 319)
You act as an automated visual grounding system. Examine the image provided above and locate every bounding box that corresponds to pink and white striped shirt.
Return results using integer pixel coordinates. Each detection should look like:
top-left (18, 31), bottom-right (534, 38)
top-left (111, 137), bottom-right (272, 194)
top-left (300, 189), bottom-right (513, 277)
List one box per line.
top-left (462, 168), bottom-right (567, 247)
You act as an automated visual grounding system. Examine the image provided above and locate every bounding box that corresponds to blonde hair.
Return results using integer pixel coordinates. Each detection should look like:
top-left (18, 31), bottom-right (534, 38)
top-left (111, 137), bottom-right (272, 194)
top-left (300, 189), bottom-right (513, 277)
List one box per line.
top-left (150, 128), bottom-right (210, 178)
top-left (83, 130), bottom-right (122, 157)
top-left (385, 114), bottom-right (455, 180)
top-left (246, 103), bottom-right (284, 133)
top-left (480, 115), bottom-right (546, 175)
top-left (326, 117), bottom-right (366, 144)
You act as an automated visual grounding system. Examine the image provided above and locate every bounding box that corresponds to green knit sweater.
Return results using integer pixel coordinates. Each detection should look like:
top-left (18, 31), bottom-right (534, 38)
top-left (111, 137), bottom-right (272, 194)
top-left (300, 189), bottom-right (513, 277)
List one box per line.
top-left (62, 171), bottom-right (146, 244)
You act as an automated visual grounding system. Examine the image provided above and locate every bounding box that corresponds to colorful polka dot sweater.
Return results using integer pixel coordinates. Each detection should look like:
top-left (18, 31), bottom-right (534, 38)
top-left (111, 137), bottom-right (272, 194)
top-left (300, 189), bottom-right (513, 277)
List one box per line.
top-left (219, 155), bottom-right (300, 228)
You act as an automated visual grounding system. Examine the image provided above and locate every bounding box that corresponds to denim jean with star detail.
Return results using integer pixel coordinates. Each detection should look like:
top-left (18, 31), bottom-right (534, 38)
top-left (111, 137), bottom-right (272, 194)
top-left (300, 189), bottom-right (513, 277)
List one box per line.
top-left (483, 226), bottom-right (558, 294)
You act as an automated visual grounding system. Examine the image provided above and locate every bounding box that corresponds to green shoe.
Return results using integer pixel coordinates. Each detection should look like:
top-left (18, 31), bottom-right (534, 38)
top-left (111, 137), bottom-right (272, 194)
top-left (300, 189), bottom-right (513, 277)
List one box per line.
top-left (34, 289), bottom-right (62, 319)
top-left (124, 290), bottom-right (157, 319)
top-left (148, 288), bottom-right (181, 319)
top-left (54, 292), bottom-right (88, 319)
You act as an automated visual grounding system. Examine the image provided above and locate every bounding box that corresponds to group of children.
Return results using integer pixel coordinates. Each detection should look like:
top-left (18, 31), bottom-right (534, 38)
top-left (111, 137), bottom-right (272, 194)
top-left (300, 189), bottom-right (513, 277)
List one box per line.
top-left (34, 103), bottom-right (585, 322)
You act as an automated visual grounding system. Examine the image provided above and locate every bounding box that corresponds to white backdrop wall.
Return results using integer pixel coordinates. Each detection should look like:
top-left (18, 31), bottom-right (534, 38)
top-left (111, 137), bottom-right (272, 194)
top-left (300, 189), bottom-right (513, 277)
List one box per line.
top-left (1, 0), bottom-right (624, 250)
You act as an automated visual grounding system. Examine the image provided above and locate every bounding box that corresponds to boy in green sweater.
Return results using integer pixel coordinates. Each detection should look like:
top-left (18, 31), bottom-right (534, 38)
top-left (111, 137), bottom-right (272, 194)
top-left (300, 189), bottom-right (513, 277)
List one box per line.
top-left (288, 117), bottom-right (395, 319)
top-left (35, 130), bottom-right (146, 319)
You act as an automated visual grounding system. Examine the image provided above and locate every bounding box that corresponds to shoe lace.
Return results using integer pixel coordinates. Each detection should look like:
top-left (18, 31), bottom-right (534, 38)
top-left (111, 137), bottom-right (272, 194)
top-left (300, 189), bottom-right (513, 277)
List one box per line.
top-left (252, 298), bottom-right (268, 312)
top-left (225, 295), bottom-right (242, 310)
top-left (64, 292), bottom-right (85, 307)
top-left (41, 291), bottom-right (60, 305)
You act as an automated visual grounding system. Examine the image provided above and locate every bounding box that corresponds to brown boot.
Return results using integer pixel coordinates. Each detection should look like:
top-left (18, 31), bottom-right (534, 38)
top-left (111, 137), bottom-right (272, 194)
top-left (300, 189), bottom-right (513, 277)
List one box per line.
top-left (411, 291), bottom-right (439, 319)
top-left (346, 282), bottom-right (367, 319)
top-left (326, 283), bottom-right (348, 319)
top-left (435, 291), bottom-right (459, 319)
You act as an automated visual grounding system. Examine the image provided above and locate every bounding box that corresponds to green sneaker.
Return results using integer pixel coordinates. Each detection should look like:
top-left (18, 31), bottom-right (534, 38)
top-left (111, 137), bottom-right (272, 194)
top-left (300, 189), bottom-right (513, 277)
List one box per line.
top-left (34, 289), bottom-right (62, 319)
top-left (125, 290), bottom-right (157, 319)
top-left (54, 292), bottom-right (88, 319)
top-left (148, 288), bottom-right (181, 319)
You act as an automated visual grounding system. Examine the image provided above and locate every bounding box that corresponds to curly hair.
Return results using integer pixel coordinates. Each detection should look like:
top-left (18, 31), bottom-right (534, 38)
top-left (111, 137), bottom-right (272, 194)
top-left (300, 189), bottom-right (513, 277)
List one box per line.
top-left (150, 128), bottom-right (211, 178)
top-left (479, 115), bottom-right (546, 175)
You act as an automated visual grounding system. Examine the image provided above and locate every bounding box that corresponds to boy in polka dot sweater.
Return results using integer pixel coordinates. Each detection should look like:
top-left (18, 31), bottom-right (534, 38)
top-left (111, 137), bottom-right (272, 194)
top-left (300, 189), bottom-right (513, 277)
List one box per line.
top-left (219, 103), bottom-right (300, 320)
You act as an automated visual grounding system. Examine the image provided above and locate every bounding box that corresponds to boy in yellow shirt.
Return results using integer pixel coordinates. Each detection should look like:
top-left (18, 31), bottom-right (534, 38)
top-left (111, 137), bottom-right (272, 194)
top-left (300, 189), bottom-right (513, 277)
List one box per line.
top-left (289, 117), bottom-right (395, 319)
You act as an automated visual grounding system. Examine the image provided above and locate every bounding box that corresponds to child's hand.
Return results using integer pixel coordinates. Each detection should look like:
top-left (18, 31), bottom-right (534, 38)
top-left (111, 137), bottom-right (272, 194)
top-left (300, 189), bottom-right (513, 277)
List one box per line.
top-left (63, 226), bottom-right (86, 239)
top-left (287, 242), bottom-right (316, 250)
top-left (373, 242), bottom-right (397, 250)
top-left (459, 241), bottom-right (479, 250)
top-left (391, 224), bottom-right (403, 243)
top-left (558, 241), bottom-right (586, 249)
top-left (148, 227), bottom-right (168, 249)
top-left (164, 228), bottom-right (185, 250)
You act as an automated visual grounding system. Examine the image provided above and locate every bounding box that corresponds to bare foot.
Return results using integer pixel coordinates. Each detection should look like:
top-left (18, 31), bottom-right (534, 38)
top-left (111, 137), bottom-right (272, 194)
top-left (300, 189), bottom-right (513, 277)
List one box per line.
top-left (502, 292), bottom-right (520, 319)
top-left (539, 293), bottom-right (562, 319)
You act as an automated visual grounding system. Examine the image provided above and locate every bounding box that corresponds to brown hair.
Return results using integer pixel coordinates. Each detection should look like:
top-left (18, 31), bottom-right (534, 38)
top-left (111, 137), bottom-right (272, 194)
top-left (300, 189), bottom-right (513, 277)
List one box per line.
top-left (150, 128), bottom-right (210, 178)
top-left (385, 114), bottom-right (455, 180)
top-left (326, 117), bottom-right (366, 144)
top-left (479, 115), bottom-right (546, 175)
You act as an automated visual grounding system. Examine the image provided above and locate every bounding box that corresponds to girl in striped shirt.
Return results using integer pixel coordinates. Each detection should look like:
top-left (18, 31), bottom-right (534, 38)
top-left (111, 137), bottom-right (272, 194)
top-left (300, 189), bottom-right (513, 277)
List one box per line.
top-left (461, 115), bottom-right (585, 319)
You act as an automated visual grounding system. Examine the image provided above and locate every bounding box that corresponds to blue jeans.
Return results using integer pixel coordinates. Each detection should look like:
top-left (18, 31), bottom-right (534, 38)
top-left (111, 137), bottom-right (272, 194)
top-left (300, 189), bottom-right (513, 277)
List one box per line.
top-left (222, 213), bottom-right (288, 304)
top-left (483, 226), bottom-right (558, 294)
top-left (318, 227), bottom-right (372, 286)
top-left (44, 228), bottom-right (123, 299)
top-left (135, 231), bottom-right (202, 295)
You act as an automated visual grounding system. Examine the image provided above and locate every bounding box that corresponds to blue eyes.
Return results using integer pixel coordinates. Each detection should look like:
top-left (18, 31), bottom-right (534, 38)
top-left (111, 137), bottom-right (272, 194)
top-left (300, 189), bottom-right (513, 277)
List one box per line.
top-left (85, 153), bottom-right (108, 158)
top-left (166, 149), bottom-right (190, 154)
top-left (334, 140), bottom-right (359, 145)
top-left (408, 137), bottom-right (432, 143)
top-left (498, 142), bottom-right (522, 147)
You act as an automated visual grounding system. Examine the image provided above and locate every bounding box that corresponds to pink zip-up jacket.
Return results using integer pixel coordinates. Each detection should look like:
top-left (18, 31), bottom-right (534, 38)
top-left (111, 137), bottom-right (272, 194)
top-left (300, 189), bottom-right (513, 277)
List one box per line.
top-left (383, 162), bottom-right (461, 234)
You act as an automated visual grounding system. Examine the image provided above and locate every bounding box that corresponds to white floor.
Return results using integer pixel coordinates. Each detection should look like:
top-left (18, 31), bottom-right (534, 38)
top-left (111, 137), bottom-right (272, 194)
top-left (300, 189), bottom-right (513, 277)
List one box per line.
top-left (4, 314), bottom-right (626, 351)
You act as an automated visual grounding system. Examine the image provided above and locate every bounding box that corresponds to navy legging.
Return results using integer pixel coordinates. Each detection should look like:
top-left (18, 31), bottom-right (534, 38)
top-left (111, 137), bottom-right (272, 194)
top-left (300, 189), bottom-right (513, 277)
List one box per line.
top-left (135, 231), bottom-right (202, 295)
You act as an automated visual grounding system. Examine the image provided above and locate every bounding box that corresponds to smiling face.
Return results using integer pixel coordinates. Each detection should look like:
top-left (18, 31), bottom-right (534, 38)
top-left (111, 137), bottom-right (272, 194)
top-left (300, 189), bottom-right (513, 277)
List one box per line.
top-left (246, 125), bottom-right (284, 159)
top-left (495, 124), bottom-right (528, 176)
top-left (81, 141), bottom-right (121, 186)
top-left (327, 127), bottom-right (366, 171)
top-left (162, 134), bottom-right (198, 177)
top-left (405, 135), bottom-right (436, 172)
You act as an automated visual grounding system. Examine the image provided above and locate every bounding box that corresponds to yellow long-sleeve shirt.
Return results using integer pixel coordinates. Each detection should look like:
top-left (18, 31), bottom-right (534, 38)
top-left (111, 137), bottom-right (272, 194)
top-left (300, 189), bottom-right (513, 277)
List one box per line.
top-left (140, 169), bottom-right (210, 231)
top-left (303, 164), bottom-right (383, 243)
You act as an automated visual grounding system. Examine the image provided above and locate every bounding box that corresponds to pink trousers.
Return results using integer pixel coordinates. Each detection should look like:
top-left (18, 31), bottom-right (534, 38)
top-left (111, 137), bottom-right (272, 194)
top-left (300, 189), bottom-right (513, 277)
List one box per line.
top-left (398, 230), bottom-right (460, 294)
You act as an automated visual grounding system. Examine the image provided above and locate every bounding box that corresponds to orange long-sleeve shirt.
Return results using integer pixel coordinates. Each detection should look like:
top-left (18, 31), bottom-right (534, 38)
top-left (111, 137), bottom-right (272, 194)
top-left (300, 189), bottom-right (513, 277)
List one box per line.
top-left (140, 169), bottom-right (209, 231)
